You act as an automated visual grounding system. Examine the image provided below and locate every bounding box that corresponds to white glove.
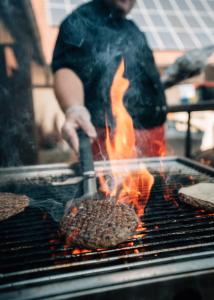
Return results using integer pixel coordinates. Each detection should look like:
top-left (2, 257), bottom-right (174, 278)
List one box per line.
top-left (62, 105), bottom-right (97, 153)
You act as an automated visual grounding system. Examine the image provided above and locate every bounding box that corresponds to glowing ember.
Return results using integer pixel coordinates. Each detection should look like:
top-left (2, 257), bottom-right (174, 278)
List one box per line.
top-left (71, 249), bottom-right (91, 255)
top-left (99, 59), bottom-right (154, 216)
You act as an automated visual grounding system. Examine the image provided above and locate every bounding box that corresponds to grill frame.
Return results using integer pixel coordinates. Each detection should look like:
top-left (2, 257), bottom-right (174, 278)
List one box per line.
top-left (1, 156), bottom-right (214, 182)
top-left (0, 156), bottom-right (214, 300)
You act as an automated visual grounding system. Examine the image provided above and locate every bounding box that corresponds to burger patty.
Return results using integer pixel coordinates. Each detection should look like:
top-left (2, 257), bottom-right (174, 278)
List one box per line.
top-left (60, 198), bottom-right (139, 249)
top-left (179, 183), bottom-right (214, 212)
top-left (0, 192), bottom-right (29, 221)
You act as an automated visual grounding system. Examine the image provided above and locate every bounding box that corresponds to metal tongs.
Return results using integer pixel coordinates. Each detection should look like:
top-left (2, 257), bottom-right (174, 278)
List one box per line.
top-left (64, 129), bottom-right (97, 214)
top-left (30, 129), bottom-right (98, 221)
top-left (77, 129), bottom-right (97, 198)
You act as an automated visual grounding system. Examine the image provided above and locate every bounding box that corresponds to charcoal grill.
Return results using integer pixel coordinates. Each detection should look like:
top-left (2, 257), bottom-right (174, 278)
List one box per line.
top-left (0, 157), bottom-right (214, 300)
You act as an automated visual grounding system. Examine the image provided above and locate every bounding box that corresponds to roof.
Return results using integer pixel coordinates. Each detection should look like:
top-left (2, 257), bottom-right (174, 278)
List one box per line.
top-left (0, 0), bottom-right (45, 65)
top-left (48, 0), bottom-right (214, 50)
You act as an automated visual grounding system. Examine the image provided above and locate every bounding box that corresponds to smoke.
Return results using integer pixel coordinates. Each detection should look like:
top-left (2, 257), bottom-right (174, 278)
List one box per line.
top-left (26, 179), bottom-right (83, 222)
top-left (29, 198), bottom-right (65, 222)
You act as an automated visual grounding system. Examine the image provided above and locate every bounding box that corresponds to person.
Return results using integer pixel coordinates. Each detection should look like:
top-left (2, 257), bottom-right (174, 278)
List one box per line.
top-left (52, 0), bottom-right (167, 160)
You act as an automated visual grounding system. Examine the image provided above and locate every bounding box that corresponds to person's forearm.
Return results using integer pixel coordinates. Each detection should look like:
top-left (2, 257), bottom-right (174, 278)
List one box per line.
top-left (53, 68), bottom-right (96, 152)
top-left (53, 68), bottom-right (84, 113)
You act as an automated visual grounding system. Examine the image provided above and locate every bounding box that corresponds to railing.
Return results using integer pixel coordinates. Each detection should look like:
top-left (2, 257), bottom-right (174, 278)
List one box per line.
top-left (167, 100), bottom-right (214, 158)
top-left (32, 83), bottom-right (214, 159)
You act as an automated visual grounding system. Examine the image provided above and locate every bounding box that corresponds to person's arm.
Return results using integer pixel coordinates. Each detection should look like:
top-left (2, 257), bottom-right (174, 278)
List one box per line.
top-left (54, 68), bottom-right (84, 111)
top-left (53, 68), bottom-right (96, 153)
top-left (52, 14), bottom-right (97, 153)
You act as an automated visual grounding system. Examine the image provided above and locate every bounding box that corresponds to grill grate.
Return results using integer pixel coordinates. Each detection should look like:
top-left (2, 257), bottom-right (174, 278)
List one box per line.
top-left (0, 157), bottom-right (214, 297)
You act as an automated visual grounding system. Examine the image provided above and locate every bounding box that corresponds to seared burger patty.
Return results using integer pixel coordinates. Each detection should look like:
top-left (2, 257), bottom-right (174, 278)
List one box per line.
top-left (0, 193), bottom-right (29, 221)
top-left (179, 182), bottom-right (214, 212)
top-left (60, 199), bottom-right (139, 249)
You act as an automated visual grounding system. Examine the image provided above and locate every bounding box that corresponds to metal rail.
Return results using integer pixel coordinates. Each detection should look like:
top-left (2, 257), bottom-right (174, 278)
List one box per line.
top-left (167, 101), bottom-right (214, 158)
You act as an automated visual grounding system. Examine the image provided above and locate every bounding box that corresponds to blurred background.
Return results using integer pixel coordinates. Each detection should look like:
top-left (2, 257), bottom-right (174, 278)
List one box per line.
top-left (0, 0), bottom-right (214, 167)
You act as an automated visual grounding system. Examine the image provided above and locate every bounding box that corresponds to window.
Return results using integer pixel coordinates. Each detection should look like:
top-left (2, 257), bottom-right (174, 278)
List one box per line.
top-left (159, 0), bottom-right (173, 10)
top-left (191, 0), bottom-right (206, 11)
top-left (184, 15), bottom-right (201, 28)
top-left (50, 7), bottom-right (67, 25)
top-left (48, 0), bottom-right (87, 26)
top-left (207, 0), bottom-right (214, 9)
top-left (196, 32), bottom-right (213, 45)
top-left (167, 14), bottom-right (184, 28)
top-left (159, 32), bottom-right (178, 49)
top-left (144, 31), bottom-right (159, 48)
top-left (201, 16), bottom-right (214, 28)
top-left (174, 0), bottom-right (190, 10)
top-left (177, 32), bottom-right (197, 49)
top-left (131, 12), bottom-right (147, 27)
top-left (150, 14), bottom-right (166, 27)
top-left (142, 0), bottom-right (157, 10)
top-left (47, 0), bottom-right (214, 50)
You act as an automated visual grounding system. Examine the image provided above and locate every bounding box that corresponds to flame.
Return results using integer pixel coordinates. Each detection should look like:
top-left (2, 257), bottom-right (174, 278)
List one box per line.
top-left (99, 59), bottom-right (154, 216)
top-left (71, 249), bottom-right (91, 255)
top-left (153, 140), bottom-right (166, 157)
top-left (106, 59), bottom-right (135, 160)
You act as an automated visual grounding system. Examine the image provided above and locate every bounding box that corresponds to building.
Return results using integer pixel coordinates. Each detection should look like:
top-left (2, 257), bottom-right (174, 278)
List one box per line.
top-left (0, 0), bottom-right (45, 165)
top-left (0, 0), bottom-right (213, 165)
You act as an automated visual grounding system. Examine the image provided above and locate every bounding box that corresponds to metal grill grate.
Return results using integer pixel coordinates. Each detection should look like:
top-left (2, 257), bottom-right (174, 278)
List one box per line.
top-left (0, 157), bottom-right (214, 299)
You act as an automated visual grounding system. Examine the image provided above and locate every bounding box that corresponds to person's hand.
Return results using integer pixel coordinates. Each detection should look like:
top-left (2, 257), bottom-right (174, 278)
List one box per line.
top-left (61, 105), bottom-right (97, 153)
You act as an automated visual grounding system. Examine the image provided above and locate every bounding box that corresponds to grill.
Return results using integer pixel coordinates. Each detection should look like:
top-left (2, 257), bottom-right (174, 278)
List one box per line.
top-left (0, 157), bottom-right (214, 300)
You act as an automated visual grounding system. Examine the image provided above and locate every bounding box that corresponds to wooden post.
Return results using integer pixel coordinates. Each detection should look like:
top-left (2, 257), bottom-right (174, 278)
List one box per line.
top-left (0, 44), bottom-right (38, 166)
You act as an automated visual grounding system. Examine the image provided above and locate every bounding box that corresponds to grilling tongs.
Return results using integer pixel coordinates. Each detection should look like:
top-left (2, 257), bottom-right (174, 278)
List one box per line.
top-left (77, 129), bottom-right (97, 198)
top-left (30, 130), bottom-right (97, 221)
top-left (63, 129), bottom-right (98, 215)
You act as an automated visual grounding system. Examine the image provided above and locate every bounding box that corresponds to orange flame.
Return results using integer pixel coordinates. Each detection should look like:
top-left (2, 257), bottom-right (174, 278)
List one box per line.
top-left (71, 249), bottom-right (91, 255)
top-left (99, 59), bottom-right (154, 216)
top-left (153, 140), bottom-right (166, 157)
top-left (106, 59), bottom-right (135, 160)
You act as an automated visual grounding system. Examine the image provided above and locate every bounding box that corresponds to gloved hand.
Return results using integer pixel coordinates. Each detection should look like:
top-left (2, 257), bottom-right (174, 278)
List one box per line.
top-left (62, 105), bottom-right (97, 153)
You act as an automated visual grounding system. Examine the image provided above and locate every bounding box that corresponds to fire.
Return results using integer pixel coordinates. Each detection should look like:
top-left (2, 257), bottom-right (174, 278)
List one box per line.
top-left (71, 249), bottom-right (91, 255)
top-left (99, 59), bottom-right (154, 216)
top-left (153, 140), bottom-right (166, 157)
top-left (106, 59), bottom-right (135, 160)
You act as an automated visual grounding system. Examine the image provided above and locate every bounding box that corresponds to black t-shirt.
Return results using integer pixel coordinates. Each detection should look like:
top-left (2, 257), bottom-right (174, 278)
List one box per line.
top-left (52, 0), bottom-right (167, 129)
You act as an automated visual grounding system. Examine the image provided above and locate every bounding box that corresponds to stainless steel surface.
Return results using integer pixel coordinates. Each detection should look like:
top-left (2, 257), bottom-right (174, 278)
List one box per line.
top-left (82, 175), bottom-right (97, 197)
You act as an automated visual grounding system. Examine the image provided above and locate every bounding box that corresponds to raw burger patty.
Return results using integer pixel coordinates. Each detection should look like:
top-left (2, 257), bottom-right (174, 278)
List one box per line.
top-left (179, 183), bottom-right (214, 211)
top-left (60, 199), bottom-right (139, 249)
top-left (0, 193), bottom-right (29, 221)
